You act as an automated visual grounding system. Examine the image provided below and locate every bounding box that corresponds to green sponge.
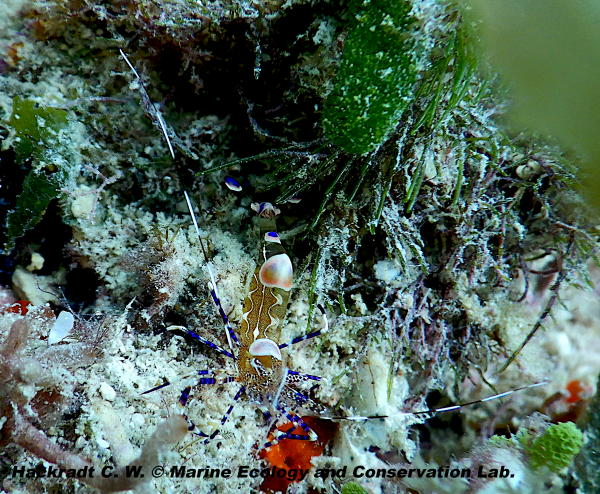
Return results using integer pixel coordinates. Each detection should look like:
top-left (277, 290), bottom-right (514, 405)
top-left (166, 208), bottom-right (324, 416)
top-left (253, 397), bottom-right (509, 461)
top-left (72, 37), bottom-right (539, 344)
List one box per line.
top-left (341, 481), bottom-right (368, 494)
top-left (322, 0), bottom-right (417, 155)
top-left (523, 422), bottom-right (583, 472)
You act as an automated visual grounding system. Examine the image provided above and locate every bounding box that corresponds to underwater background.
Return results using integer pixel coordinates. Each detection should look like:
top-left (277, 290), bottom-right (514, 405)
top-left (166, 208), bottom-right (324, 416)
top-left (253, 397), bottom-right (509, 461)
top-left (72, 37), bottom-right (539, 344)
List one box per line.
top-left (1, 0), bottom-right (600, 493)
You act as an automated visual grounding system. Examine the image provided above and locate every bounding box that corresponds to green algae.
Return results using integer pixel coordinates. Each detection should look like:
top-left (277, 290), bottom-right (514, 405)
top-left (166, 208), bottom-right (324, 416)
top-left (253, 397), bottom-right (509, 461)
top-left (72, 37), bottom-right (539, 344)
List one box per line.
top-left (9, 96), bottom-right (69, 163)
top-left (3, 97), bottom-right (69, 253)
top-left (341, 481), bottom-right (368, 494)
top-left (521, 422), bottom-right (583, 473)
top-left (4, 171), bottom-right (61, 254)
top-left (322, 0), bottom-right (417, 155)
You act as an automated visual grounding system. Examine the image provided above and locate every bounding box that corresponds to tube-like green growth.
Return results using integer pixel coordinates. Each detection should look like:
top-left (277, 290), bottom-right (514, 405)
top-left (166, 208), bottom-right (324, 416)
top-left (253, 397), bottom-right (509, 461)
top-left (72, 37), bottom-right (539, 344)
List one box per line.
top-left (341, 481), bottom-right (369, 494)
top-left (322, 0), bottom-right (416, 155)
top-left (523, 422), bottom-right (583, 473)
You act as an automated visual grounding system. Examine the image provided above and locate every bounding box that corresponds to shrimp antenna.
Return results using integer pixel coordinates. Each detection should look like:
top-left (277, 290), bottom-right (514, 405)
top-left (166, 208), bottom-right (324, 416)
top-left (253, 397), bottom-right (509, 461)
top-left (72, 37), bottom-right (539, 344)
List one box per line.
top-left (328, 381), bottom-right (549, 421)
top-left (119, 49), bottom-right (175, 160)
top-left (120, 49), bottom-right (236, 352)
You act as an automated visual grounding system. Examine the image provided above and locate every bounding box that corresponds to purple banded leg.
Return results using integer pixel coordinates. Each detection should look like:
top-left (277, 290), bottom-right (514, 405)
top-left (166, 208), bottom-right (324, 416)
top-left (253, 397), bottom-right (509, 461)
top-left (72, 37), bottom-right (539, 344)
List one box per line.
top-left (257, 404), bottom-right (273, 424)
top-left (286, 370), bottom-right (322, 382)
top-left (180, 386), bottom-right (246, 443)
top-left (278, 330), bottom-right (323, 350)
top-left (207, 282), bottom-right (240, 348)
top-left (168, 325), bottom-right (235, 359)
top-left (176, 376), bottom-right (237, 408)
top-left (278, 304), bottom-right (328, 350)
top-left (262, 408), bottom-right (318, 451)
top-left (182, 191), bottom-right (240, 351)
top-left (279, 386), bottom-right (326, 414)
top-left (202, 386), bottom-right (246, 443)
top-left (291, 390), bottom-right (310, 405)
